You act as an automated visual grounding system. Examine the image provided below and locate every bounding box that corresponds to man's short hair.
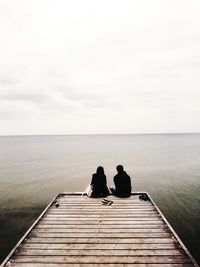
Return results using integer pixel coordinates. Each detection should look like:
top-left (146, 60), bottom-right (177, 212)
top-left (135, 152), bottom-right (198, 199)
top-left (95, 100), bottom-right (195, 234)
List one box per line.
top-left (116, 165), bottom-right (124, 172)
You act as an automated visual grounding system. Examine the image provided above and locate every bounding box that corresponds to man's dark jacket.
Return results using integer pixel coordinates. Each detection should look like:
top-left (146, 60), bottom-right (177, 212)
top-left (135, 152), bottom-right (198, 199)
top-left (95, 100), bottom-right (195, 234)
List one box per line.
top-left (114, 171), bottom-right (131, 197)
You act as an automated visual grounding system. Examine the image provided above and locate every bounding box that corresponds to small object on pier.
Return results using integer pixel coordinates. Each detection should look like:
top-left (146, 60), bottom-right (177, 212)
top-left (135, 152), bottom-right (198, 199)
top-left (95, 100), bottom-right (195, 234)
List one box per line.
top-left (101, 199), bottom-right (113, 205)
top-left (53, 201), bottom-right (59, 207)
top-left (139, 192), bottom-right (150, 201)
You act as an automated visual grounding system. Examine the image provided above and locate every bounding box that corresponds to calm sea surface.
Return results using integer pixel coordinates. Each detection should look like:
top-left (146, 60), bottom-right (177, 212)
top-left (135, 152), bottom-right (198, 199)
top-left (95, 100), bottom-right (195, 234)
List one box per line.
top-left (0, 134), bottom-right (200, 264)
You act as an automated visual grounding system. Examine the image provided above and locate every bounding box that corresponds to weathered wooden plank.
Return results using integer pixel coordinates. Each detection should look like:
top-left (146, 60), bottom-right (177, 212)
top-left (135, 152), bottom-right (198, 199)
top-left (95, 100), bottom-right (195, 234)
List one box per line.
top-left (44, 214), bottom-right (160, 218)
top-left (57, 205), bottom-right (152, 209)
top-left (45, 211), bottom-right (159, 215)
top-left (45, 211), bottom-right (160, 217)
top-left (45, 214), bottom-right (159, 218)
top-left (59, 202), bottom-right (152, 204)
top-left (22, 243), bottom-right (181, 250)
top-left (55, 205), bottom-right (152, 210)
top-left (49, 209), bottom-right (155, 213)
top-left (36, 224), bottom-right (166, 229)
top-left (12, 255), bottom-right (191, 264)
top-left (43, 217), bottom-right (160, 222)
top-left (26, 237), bottom-right (176, 244)
top-left (47, 211), bottom-right (157, 215)
top-left (6, 263), bottom-right (195, 267)
top-left (40, 219), bottom-right (162, 225)
top-left (58, 201), bottom-right (148, 205)
top-left (17, 248), bottom-right (184, 256)
top-left (48, 209), bottom-right (156, 213)
top-left (30, 232), bottom-right (172, 238)
top-left (58, 199), bottom-right (149, 202)
top-left (60, 198), bottom-right (142, 201)
top-left (39, 220), bottom-right (163, 225)
top-left (56, 205), bottom-right (151, 208)
top-left (58, 198), bottom-right (143, 203)
top-left (59, 201), bottom-right (146, 203)
top-left (58, 202), bottom-right (146, 205)
top-left (32, 228), bottom-right (169, 233)
top-left (58, 200), bottom-right (147, 204)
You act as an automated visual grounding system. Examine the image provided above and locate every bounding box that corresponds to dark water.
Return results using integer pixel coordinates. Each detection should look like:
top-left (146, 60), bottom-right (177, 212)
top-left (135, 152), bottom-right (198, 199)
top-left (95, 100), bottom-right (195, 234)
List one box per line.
top-left (0, 134), bottom-right (200, 264)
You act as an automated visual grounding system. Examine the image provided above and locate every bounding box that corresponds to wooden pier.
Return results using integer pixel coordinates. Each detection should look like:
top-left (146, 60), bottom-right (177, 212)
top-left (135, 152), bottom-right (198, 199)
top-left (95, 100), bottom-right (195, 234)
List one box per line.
top-left (1, 192), bottom-right (199, 266)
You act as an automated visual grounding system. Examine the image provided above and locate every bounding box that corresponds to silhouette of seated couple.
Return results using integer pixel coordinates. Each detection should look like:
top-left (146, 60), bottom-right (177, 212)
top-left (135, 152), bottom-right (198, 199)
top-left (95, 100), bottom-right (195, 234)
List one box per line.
top-left (90, 165), bottom-right (131, 198)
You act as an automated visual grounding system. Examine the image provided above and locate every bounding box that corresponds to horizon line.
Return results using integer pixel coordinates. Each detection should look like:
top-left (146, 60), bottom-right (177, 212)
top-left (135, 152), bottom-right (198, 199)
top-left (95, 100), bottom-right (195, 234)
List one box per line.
top-left (0, 132), bottom-right (200, 137)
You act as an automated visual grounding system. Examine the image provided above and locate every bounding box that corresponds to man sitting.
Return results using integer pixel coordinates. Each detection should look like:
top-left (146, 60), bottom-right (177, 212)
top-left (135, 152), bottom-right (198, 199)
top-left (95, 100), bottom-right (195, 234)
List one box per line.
top-left (111, 165), bottom-right (132, 197)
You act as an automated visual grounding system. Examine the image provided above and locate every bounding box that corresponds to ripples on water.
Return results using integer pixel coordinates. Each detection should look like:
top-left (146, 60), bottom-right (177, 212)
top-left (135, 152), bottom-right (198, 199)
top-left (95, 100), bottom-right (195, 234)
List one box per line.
top-left (0, 134), bottom-right (200, 263)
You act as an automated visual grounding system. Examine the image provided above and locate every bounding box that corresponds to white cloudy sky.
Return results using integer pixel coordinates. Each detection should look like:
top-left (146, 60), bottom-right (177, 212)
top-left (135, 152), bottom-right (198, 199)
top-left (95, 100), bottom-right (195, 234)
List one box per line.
top-left (0, 0), bottom-right (200, 135)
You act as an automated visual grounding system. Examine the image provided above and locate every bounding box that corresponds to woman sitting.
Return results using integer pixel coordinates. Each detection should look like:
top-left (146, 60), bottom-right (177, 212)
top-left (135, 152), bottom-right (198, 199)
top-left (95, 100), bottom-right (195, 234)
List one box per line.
top-left (90, 166), bottom-right (110, 197)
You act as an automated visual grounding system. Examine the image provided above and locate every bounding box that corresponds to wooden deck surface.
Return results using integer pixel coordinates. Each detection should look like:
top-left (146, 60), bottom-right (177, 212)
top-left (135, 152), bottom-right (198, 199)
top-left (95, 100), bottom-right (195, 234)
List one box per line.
top-left (1, 192), bottom-right (199, 267)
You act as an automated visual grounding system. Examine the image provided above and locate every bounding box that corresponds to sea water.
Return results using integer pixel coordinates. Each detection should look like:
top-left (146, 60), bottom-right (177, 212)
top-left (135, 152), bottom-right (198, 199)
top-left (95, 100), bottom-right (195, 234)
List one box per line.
top-left (0, 134), bottom-right (200, 263)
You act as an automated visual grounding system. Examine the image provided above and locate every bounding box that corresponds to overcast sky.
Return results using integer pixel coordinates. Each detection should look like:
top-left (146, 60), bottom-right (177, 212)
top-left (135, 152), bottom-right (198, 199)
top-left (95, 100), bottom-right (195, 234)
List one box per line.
top-left (0, 0), bottom-right (200, 135)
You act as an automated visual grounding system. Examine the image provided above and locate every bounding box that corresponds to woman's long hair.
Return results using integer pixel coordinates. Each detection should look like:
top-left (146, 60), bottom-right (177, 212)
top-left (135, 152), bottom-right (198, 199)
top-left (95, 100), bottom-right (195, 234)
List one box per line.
top-left (96, 166), bottom-right (104, 175)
